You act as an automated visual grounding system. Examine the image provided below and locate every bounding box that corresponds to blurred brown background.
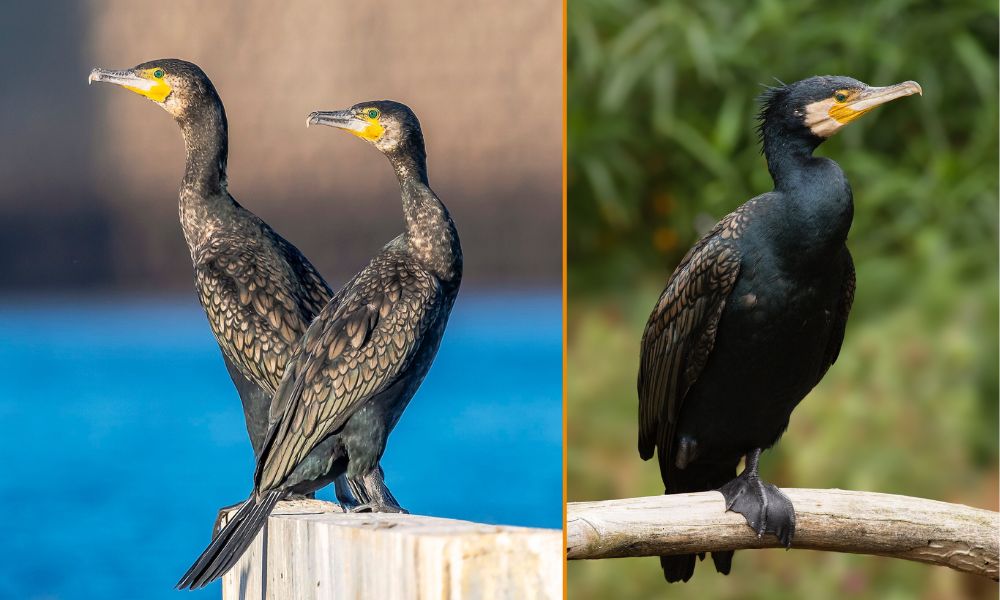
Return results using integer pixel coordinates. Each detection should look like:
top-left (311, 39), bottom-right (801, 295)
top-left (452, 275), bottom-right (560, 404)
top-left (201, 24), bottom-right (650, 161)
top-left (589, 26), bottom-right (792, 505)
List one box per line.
top-left (0, 0), bottom-right (561, 293)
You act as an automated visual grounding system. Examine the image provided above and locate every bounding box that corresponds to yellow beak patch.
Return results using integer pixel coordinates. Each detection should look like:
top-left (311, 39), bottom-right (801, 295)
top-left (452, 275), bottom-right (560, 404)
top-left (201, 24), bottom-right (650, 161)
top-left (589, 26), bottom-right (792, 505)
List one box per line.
top-left (351, 115), bottom-right (384, 142)
top-left (124, 68), bottom-right (172, 103)
top-left (827, 91), bottom-right (871, 125)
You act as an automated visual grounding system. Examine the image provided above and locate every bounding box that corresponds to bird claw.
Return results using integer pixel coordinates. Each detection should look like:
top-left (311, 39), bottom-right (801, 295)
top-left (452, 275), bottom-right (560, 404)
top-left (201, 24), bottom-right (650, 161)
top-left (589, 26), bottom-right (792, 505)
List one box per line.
top-left (718, 471), bottom-right (795, 547)
top-left (349, 502), bottom-right (409, 514)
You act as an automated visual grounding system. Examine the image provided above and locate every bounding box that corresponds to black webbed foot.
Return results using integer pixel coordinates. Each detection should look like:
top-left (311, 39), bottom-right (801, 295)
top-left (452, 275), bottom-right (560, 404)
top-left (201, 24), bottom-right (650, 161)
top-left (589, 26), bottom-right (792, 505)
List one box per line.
top-left (349, 502), bottom-right (409, 514)
top-left (717, 448), bottom-right (795, 547)
top-left (285, 492), bottom-right (316, 501)
top-left (346, 466), bottom-right (406, 514)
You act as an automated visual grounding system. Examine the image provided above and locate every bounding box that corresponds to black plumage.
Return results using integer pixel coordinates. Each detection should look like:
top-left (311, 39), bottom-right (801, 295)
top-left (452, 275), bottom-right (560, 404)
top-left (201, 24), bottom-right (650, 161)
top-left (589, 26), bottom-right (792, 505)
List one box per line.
top-left (176, 100), bottom-right (462, 589)
top-left (88, 59), bottom-right (377, 508)
top-left (637, 76), bottom-right (920, 582)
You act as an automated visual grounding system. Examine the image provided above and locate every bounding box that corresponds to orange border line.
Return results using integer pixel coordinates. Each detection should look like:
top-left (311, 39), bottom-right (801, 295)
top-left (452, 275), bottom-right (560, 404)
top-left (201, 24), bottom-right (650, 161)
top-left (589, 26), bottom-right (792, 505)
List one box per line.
top-left (561, 0), bottom-right (569, 596)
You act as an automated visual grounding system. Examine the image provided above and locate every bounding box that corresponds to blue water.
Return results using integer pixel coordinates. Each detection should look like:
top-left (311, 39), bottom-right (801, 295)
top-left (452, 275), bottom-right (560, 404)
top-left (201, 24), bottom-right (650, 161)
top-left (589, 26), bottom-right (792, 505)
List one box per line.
top-left (0, 292), bottom-right (562, 600)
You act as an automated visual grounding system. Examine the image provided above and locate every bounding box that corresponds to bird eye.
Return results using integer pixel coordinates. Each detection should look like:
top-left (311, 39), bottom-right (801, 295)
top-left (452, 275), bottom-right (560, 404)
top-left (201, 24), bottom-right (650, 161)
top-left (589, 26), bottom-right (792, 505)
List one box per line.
top-left (367, 108), bottom-right (380, 119)
top-left (834, 92), bottom-right (847, 103)
top-left (153, 69), bottom-right (165, 79)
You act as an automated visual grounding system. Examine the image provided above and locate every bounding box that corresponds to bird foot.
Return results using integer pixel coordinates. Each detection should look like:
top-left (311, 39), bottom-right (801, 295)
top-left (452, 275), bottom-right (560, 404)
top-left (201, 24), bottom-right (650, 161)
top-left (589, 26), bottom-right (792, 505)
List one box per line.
top-left (718, 471), bottom-right (795, 547)
top-left (285, 492), bottom-right (315, 501)
top-left (349, 502), bottom-right (409, 514)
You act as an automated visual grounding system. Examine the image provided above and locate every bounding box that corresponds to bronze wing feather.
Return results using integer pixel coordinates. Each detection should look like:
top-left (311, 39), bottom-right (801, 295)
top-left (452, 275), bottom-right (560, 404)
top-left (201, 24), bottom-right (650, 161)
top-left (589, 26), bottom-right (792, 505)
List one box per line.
top-left (254, 260), bottom-right (441, 492)
top-left (637, 199), bottom-right (760, 474)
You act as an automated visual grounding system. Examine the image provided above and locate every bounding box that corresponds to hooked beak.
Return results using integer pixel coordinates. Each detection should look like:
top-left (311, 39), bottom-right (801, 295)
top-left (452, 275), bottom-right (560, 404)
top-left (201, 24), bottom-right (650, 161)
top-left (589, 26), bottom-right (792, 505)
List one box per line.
top-left (89, 67), bottom-right (150, 90)
top-left (847, 80), bottom-right (923, 112)
top-left (810, 80), bottom-right (922, 137)
top-left (88, 66), bottom-right (172, 103)
top-left (306, 110), bottom-right (367, 133)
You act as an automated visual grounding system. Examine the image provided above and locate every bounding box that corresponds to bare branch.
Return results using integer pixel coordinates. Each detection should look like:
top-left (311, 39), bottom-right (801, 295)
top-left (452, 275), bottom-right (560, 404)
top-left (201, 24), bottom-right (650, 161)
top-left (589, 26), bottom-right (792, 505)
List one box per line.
top-left (567, 488), bottom-right (999, 580)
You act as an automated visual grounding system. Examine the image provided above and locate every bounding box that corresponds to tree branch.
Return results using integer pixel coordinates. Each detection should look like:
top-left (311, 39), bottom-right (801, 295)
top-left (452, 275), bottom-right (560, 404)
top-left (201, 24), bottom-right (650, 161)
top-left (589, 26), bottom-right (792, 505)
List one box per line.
top-left (567, 488), bottom-right (999, 580)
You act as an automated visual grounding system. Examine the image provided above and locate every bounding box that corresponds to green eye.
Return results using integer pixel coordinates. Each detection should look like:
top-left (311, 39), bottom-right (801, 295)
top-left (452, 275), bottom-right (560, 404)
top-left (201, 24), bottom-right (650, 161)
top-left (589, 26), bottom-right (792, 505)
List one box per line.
top-left (834, 92), bottom-right (847, 102)
top-left (367, 109), bottom-right (380, 119)
top-left (153, 69), bottom-right (165, 79)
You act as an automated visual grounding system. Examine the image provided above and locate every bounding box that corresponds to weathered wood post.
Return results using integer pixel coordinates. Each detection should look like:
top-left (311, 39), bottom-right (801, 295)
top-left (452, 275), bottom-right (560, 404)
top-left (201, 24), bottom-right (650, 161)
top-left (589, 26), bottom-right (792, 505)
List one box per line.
top-left (220, 499), bottom-right (562, 599)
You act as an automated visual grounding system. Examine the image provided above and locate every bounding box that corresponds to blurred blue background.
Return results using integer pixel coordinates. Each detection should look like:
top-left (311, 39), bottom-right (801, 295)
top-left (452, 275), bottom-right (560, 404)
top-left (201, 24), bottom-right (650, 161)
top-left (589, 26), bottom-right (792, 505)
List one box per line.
top-left (0, 293), bottom-right (561, 599)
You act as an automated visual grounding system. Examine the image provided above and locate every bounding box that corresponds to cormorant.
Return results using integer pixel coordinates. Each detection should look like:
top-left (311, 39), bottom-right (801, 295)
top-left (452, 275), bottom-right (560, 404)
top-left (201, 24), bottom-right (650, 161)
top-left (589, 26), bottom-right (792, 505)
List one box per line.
top-left (87, 59), bottom-right (392, 509)
top-left (176, 100), bottom-right (462, 589)
top-left (637, 76), bottom-right (921, 582)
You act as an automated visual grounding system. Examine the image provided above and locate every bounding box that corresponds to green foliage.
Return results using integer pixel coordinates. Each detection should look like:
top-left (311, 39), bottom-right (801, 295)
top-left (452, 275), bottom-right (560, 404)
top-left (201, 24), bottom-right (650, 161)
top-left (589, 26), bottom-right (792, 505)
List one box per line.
top-left (568, 0), bottom-right (998, 296)
top-left (568, 0), bottom-right (998, 597)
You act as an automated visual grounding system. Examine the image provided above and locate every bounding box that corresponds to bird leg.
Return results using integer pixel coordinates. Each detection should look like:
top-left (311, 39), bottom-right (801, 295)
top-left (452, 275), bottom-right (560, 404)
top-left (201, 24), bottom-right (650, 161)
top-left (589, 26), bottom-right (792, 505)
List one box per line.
top-left (333, 474), bottom-right (360, 510)
top-left (285, 491), bottom-right (316, 501)
top-left (717, 448), bottom-right (795, 547)
top-left (347, 466), bottom-right (408, 514)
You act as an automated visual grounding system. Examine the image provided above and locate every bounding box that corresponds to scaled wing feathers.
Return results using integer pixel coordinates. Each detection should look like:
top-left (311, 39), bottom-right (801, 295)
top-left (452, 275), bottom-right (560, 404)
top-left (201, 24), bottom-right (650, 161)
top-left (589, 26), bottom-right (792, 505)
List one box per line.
top-left (194, 232), bottom-right (332, 395)
top-left (255, 260), bottom-right (441, 491)
top-left (637, 199), bottom-right (757, 468)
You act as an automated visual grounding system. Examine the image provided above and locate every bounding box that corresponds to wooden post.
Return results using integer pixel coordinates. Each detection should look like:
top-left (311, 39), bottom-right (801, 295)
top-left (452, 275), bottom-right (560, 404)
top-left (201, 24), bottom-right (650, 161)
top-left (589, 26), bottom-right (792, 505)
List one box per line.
top-left (220, 499), bottom-right (562, 599)
top-left (567, 488), bottom-right (1000, 580)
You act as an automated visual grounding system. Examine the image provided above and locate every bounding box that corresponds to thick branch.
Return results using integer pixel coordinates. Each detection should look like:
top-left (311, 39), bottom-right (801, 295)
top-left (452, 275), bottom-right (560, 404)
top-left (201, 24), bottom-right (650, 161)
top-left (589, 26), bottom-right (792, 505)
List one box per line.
top-left (567, 488), bottom-right (999, 580)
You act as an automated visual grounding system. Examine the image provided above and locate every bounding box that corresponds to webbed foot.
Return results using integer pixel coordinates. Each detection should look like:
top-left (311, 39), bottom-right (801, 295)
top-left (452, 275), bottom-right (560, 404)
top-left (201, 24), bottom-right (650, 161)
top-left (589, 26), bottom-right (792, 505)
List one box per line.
top-left (717, 448), bottom-right (795, 547)
top-left (346, 466), bottom-right (406, 514)
top-left (285, 491), bottom-right (316, 501)
top-left (349, 502), bottom-right (409, 514)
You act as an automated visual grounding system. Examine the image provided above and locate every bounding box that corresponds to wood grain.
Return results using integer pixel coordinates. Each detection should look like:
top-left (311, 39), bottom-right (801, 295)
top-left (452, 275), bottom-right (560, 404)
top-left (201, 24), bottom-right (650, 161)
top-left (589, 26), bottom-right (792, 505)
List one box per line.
top-left (220, 499), bottom-right (562, 599)
top-left (567, 489), bottom-right (999, 580)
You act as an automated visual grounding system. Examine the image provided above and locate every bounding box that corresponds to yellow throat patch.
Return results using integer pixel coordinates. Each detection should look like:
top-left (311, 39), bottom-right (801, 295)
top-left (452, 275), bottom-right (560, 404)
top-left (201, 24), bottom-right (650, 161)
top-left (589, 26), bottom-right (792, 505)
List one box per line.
top-left (804, 91), bottom-right (870, 138)
top-left (826, 90), bottom-right (872, 125)
top-left (351, 110), bottom-right (385, 141)
top-left (124, 68), bottom-right (172, 103)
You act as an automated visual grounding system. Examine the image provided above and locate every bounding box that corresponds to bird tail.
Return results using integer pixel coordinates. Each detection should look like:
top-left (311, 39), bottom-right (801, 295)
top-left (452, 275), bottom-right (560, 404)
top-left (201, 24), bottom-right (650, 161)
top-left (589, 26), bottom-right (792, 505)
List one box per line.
top-left (658, 460), bottom-right (736, 583)
top-left (176, 490), bottom-right (283, 590)
top-left (660, 554), bottom-right (698, 583)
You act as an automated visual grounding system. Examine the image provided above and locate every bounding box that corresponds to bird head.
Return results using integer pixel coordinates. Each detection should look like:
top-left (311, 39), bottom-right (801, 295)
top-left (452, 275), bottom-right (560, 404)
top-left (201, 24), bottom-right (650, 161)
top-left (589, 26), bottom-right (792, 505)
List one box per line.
top-left (88, 59), bottom-right (220, 121)
top-left (759, 76), bottom-right (922, 143)
top-left (306, 100), bottom-right (424, 157)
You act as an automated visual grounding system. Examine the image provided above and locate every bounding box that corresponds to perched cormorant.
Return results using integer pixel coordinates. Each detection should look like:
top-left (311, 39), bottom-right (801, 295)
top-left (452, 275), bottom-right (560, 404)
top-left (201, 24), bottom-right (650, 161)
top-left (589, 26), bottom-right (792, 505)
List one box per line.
top-left (637, 76), bottom-right (921, 582)
top-left (176, 100), bottom-right (462, 589)
top-left (87, 59), bottom-right (390, 509)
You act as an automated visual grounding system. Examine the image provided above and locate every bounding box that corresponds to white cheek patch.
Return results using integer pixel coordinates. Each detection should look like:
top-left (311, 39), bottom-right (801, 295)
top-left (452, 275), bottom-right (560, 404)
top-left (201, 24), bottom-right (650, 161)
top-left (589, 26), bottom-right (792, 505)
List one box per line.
top-left (345, 119), bottom-right (370, 134)
top-left (164, 95), bottom-right (185, 117)
top-left (804, 98), bottom-right (842, 138)
top-left (126, 77), bottom-right (157, 92)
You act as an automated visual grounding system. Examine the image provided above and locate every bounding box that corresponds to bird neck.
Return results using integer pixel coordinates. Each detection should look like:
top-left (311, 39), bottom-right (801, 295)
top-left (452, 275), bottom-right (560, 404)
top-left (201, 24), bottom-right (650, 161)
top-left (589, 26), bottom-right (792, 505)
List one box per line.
top-left (176, 103), bottom-right (240, 252)
top-left (387, 140), bottom-right (429, 188)
top-left (761, 127), bottom-right (822, 190)
top-left (179, 101), bottom-right (229, 196)
top-left (763, 138), bottom-right (854, 264)
top-left (390, 151), bottom-right (461, 283)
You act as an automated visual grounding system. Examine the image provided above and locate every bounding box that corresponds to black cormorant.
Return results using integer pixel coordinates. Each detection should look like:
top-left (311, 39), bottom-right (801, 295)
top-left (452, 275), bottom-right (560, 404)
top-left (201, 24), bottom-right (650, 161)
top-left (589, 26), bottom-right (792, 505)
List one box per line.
top-left (176, 100), bottom-right (462, 589)
top-left (637, 76), bottom-right (921, 582)
top-left (87, 59), bottom-right (390, 509)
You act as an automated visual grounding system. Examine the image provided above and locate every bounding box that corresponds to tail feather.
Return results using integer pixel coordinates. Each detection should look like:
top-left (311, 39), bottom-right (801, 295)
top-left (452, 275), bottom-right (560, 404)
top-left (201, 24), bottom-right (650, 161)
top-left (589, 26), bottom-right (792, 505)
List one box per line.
top-left (657, 459), bottom-right (739, 583)
top-left (176, 490), bottom-right (284, 590)
top-left (660, 554), bottom-right (696, 583)
top-left (711, 550), bottom-right (734, 575)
